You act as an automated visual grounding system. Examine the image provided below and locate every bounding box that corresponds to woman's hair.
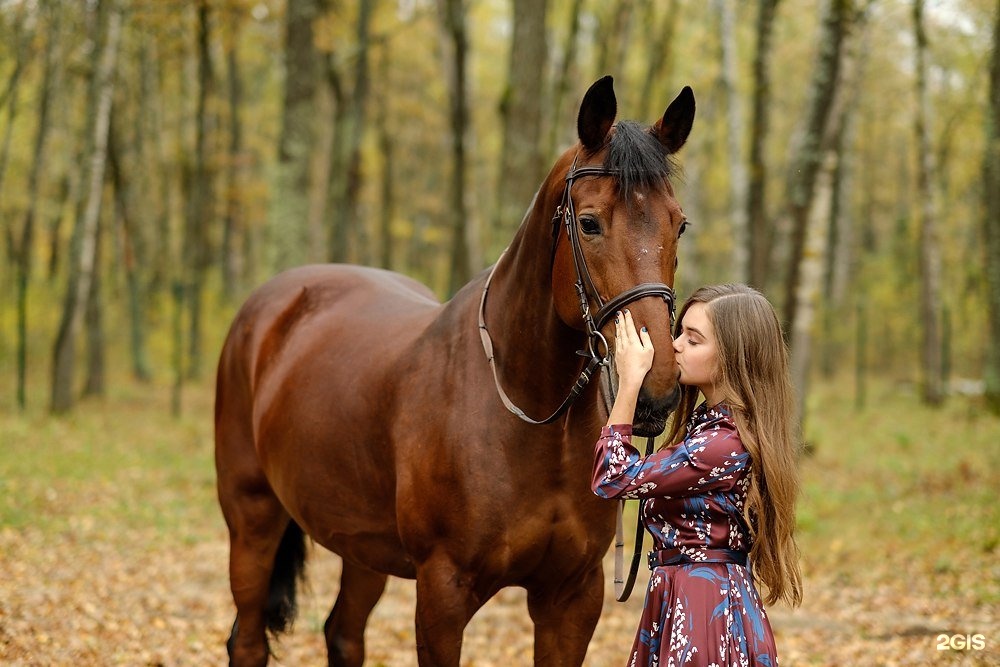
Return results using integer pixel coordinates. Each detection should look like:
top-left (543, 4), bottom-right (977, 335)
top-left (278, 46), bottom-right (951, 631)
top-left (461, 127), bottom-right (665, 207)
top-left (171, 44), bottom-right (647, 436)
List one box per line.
top-left (665, 283), bottom-right (803, 607)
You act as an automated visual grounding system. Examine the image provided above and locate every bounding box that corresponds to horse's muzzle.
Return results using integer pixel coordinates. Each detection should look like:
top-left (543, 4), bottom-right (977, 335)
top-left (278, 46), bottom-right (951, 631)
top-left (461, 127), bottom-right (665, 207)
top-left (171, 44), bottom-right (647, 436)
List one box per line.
top-left (632, 386), bottom-right (681, 438)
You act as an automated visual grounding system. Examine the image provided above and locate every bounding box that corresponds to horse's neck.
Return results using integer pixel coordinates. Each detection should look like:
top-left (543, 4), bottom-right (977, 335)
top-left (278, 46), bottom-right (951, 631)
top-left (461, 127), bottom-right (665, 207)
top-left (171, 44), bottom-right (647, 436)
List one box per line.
top-left (475, 200), bottom-right (599, 425)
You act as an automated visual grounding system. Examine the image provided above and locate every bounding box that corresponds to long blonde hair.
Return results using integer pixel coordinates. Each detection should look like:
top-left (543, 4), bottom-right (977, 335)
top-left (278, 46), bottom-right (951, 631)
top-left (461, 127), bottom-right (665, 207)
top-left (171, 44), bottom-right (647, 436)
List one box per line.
top-left (665, 284), bottom-right (803, 607)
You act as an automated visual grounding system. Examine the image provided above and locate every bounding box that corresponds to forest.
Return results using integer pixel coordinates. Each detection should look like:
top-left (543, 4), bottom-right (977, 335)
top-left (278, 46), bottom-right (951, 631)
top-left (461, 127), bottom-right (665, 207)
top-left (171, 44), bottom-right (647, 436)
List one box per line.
top-left (0, 0), bottom-right (996, 416)
top-left (1, 0), bottom-right (998, 665)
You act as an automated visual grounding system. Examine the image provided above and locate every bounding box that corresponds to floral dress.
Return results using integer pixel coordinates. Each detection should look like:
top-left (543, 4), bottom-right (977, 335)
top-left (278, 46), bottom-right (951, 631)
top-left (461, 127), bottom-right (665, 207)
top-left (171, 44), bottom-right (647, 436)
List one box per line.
top-left (592, 401), bottom-right (779, 667)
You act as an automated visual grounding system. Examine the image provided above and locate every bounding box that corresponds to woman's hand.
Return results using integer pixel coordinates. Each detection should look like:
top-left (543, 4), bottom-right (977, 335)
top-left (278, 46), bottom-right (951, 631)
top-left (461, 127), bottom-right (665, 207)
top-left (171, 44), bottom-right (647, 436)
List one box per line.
top-left (613, 309), bottom-right (654, 391)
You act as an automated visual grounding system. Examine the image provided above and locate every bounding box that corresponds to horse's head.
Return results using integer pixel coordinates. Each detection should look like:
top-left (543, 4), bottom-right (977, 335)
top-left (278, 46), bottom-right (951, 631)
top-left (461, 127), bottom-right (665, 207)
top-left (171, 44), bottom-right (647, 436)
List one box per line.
top-left (549, 76), bottom-right (695, 437)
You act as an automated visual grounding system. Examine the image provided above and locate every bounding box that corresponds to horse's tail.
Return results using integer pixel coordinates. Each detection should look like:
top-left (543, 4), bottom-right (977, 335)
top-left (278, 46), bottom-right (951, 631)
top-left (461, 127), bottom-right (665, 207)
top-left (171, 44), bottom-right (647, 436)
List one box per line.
top-left (265, 520), bottom-right (307, 636)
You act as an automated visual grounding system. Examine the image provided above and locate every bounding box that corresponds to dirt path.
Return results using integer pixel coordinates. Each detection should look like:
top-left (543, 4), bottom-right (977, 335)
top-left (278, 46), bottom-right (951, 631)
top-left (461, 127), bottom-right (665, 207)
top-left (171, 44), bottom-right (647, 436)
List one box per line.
top-left (1, 526), bottom-right (996, 666)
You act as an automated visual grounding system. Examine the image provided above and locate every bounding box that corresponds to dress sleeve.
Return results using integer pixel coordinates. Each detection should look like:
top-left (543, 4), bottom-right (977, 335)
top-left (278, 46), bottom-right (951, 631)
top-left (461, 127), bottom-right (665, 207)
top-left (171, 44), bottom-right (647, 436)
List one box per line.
top-left (591, 420), bottom-right (750, 500)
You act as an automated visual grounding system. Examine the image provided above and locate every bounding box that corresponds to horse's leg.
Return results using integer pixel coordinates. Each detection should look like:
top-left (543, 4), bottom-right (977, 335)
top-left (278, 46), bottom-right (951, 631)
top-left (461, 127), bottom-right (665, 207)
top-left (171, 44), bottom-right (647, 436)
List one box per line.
top-left (413, 555), bottom-right (483, 666)
top-left (223, 488), bottom-right (293, 667)
top-left (218, 398), bottom-right (298, 667)
top-left (526, 566), bottom-right (605, 667)
top-left (324, 561), bottom-right (388, 667)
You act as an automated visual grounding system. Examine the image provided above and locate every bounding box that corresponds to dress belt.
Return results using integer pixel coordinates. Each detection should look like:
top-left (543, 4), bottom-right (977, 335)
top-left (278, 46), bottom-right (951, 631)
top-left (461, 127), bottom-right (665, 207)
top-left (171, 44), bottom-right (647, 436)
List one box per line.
top-left (647, 547), bottom-right (748, 569)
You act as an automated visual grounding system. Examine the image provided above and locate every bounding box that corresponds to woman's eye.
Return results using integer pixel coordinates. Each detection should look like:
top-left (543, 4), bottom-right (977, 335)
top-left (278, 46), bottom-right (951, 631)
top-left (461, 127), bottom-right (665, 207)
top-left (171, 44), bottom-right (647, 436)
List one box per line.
top-left (580, 216), bottom-right (601, 235)
top-left (688, 339), bottom-right (697, 345)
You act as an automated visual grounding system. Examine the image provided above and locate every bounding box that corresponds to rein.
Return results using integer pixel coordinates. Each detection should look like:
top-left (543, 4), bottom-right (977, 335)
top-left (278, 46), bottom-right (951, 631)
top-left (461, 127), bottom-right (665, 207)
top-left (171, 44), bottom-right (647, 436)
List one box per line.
top-left (478, 157), bottom-right (677, 602)
top-left (614, 436), bottom-right (655, 602)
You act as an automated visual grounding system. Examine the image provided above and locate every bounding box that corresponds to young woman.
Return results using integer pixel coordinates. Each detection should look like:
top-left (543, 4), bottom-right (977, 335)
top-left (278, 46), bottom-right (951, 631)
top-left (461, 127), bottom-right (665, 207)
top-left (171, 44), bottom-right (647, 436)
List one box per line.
top-left (592, 283), bottom-right (803, 667)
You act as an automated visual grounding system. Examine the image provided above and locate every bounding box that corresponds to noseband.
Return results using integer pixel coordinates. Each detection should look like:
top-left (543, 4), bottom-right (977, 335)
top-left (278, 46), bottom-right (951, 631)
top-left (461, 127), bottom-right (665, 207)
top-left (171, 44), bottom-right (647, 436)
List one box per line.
top-left (478, 157), bottom-right (677, 425)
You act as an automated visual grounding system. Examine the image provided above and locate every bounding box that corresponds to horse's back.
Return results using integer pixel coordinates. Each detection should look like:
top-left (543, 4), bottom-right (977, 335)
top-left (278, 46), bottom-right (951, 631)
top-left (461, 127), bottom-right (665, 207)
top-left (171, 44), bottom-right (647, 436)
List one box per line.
top-left (222, 264), bottom-right (439, 374)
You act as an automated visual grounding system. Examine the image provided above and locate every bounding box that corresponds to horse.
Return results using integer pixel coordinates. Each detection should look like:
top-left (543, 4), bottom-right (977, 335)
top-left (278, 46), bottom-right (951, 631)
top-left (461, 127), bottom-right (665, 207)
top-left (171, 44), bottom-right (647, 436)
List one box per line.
top-left (215, 75), bottom-right (695, 666)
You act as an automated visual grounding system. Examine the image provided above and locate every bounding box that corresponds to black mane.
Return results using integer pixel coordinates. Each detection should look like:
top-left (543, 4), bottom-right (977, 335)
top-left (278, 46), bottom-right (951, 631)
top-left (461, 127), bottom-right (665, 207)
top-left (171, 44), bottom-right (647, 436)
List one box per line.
top-left (603, 120), bottom-right (679, 196)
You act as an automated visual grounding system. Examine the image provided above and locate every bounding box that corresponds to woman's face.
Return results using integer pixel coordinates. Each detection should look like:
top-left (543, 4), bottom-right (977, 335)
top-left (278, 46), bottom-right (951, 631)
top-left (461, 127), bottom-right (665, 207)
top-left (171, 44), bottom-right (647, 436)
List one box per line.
top-left (672, 302), bottom-right (721, 397)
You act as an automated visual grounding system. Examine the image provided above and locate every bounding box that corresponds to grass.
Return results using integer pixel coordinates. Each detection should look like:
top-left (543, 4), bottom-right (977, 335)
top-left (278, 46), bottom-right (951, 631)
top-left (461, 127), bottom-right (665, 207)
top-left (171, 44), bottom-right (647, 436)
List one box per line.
top-left (798, 378), bottom-right (1000, 610)
top-left (0, 379), bottom-right (220, 541)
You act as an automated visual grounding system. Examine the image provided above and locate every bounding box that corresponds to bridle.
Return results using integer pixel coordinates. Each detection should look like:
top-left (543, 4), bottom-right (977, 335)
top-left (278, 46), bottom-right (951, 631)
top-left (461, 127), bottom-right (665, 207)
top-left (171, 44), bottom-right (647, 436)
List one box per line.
top-left (477, 155), bottom-right (677, 426)
top-left (478, 154), bottom-right (680, 603)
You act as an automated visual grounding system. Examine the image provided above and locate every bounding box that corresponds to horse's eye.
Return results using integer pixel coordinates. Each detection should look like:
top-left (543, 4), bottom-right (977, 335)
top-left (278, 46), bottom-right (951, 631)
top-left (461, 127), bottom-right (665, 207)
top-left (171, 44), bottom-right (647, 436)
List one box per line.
top-left (579, 216), bottom-right (602, 236)
top-left (678, 220), bottom-right (690, 238)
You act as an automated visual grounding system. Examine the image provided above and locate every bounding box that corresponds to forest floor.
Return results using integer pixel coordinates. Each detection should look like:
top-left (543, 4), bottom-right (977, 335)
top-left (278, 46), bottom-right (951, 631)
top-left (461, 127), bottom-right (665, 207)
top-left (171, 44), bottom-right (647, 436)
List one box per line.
top-left (0, 378), bottom-right (997, 666)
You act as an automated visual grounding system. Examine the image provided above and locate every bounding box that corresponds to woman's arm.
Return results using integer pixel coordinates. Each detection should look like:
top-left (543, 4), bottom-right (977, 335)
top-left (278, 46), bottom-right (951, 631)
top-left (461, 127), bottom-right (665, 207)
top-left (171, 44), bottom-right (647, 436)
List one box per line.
top-left (591, 420), bottom-right (749, 499)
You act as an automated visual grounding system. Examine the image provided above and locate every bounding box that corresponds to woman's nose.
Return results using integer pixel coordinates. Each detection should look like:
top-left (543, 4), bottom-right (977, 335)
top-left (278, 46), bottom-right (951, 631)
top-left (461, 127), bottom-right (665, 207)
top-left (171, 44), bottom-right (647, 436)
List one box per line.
top-left (672, 336), bottom-right (682, 354)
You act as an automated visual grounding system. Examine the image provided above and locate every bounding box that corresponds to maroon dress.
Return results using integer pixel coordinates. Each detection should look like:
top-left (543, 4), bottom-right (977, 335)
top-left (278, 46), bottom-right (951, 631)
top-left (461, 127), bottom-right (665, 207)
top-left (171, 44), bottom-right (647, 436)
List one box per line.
top-left (592, 401), bottom-right (779, 667)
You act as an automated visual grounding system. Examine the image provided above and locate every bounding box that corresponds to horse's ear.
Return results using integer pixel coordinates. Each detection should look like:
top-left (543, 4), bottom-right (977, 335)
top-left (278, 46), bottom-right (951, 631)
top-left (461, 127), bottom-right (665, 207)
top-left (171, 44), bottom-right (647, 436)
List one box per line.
top-left (652, 86), bottom-right (695, 154)
top-left (577, 76), bottom-right (617, 151)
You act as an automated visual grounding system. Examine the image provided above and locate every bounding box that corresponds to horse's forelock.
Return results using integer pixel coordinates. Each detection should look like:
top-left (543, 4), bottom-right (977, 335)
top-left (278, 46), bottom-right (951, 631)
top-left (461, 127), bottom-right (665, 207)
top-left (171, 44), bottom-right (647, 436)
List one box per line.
top-left (603, 120), bottom-right (680, 197)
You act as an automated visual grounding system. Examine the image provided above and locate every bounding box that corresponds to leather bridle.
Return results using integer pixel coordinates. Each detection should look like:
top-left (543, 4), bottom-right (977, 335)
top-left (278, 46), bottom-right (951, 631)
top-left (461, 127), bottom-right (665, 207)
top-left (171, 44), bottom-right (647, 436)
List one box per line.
top-left (478, 155), bottom-right (680, 603)
top-left (478, 156), bottom-right (677, 426)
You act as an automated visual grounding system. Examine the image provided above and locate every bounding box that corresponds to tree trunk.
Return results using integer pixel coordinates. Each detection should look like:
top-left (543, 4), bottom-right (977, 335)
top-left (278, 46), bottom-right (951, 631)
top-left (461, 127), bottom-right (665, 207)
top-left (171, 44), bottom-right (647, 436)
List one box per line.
top-left (821, 21), bottom-right (869, 379)
top-left (0, 68), bottom-right (23, 236)
top-left (714, 0), bottom-right (748, 282)
top-left (184, 0), bottom-right (215, 380)
top-left (912, 0), bottom-right (943, 405)
top-left (269, 0), bottom-right (321, 271)
top-left (109, 112), bottom-right (152, 382)
top-left (494, 0), bottom-right (548, 248)
top-left (782, 0), bottom-right (850, 335)
top-left (985, 0), bottom-right (1000, 413)
top-left (327, 0), bottom-right (375, 264)
top-left (747, 0), bottom-right (780, 289)
top-left (787, 2), bottom-right (868, 432)
top-left (789, 150), bottom-right (836, 433)
top-left (0, 5), bottom-right (28, 214)
top-left (375, 42), bottom-right (395, 270)
top-left (51, 0), bottom-right (122, 414)
top-left (15, 2), bottom-right (59, 409)
top-left (83, 216), bottom-right (105, 398)
top-left (151, 43), bottom-right (174, 295)
top-left (222, 13), bottom-right (245, 300)
top-left (594, 0), bottom-right (632, 80)
top-left (545, 0), bottom-right (585, 160)
top-left (437, 0), bottom-right (477, 295)
top-left (638, 0), bottom-right (680, 122)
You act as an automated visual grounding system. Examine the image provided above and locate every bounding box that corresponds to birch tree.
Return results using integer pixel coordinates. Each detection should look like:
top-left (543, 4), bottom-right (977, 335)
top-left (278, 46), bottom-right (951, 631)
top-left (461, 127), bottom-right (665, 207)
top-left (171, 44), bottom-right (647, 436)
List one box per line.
top-left (51, 0), bottom-right (123, 413)
top-left (787, 1), bottom-right (869, 431)
top-left (782, 0), bottom-right (850, 335)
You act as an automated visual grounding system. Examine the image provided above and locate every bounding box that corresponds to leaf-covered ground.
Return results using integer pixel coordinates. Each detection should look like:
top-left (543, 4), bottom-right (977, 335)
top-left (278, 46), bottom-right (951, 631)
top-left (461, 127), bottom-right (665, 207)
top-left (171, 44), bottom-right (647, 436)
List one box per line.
top-left (1, 380), bottom-right (997, 665)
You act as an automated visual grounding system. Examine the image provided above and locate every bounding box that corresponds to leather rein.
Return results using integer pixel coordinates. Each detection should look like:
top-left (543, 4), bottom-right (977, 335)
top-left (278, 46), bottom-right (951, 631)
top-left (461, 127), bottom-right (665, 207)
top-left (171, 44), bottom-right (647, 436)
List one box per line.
top-left (477, 157), bottom-right (676, 602)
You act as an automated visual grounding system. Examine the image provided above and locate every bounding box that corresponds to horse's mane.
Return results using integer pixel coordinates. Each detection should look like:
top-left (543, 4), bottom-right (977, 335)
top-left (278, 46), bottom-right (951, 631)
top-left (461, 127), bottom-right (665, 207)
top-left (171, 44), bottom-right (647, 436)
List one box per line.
top-left (603, 120), bottom-right (681, 198)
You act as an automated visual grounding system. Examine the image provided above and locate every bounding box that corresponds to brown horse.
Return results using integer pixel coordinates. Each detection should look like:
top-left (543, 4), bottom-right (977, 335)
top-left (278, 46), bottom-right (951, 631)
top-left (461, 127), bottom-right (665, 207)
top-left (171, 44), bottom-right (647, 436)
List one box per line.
top-left (215, 76), bottom-right (695, 666)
